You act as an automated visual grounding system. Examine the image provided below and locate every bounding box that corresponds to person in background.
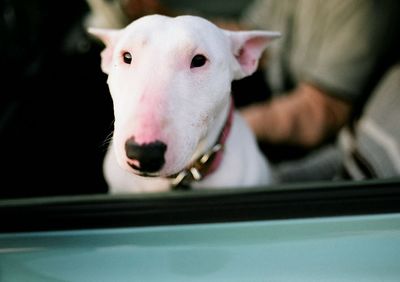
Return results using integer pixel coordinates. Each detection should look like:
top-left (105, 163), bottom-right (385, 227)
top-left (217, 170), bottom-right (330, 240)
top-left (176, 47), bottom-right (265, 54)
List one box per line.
top-left (237, 0), bottom-right (399, 154)
top-left (236, 0), bottom-right (400, 181)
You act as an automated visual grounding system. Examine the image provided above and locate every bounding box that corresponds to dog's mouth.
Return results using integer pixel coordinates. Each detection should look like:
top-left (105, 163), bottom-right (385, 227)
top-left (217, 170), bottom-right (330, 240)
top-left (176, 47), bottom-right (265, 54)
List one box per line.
top-left (126, 160), bottom-right (161, 177)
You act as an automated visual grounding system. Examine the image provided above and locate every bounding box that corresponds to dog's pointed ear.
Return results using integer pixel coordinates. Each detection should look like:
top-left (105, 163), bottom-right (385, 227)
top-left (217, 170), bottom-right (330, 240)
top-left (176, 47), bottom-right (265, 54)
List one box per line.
top-left (87, 28), bottom-right (121, 74)
top-left (225, 30), bottom-right (280, 80)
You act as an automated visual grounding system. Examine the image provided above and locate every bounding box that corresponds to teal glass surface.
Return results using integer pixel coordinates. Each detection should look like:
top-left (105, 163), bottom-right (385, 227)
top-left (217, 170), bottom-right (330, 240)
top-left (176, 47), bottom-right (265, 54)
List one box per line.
top-left (1, 213), bottom-right (400, 281)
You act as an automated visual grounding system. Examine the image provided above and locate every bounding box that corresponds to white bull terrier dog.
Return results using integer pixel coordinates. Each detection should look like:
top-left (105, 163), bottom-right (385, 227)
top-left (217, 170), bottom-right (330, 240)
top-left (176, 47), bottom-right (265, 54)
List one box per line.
top-left (89, 14), bottom-right (280, 193)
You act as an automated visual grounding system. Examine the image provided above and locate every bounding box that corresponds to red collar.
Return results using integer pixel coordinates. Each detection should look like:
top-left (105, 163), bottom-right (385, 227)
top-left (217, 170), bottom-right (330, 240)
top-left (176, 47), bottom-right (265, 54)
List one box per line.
top-left (170, 99), bottom-right (235, 189)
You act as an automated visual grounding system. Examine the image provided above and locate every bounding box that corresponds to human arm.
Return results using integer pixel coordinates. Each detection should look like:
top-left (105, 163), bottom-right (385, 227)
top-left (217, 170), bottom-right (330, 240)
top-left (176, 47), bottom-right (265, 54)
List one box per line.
top-left (240, 82), bottom-right (351, 147)
top-left (238, 0), bottom-right (399, 148)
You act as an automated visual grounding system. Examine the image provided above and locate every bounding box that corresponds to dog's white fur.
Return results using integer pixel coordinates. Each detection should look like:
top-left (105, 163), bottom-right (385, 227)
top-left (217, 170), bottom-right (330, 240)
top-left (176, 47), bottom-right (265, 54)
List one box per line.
top-left (89, 14), bottom-right (279, 193)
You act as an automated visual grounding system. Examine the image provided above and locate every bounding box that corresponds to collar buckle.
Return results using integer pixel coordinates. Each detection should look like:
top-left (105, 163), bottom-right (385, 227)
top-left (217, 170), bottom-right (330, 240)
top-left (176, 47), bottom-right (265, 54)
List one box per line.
top-left (170, 143), bottom-right (224, 188)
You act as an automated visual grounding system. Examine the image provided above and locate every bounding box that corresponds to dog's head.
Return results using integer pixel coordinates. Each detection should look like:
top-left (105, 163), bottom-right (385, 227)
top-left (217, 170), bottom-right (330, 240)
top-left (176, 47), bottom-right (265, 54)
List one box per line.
top-left (89, 15), bottom-right (279, 177)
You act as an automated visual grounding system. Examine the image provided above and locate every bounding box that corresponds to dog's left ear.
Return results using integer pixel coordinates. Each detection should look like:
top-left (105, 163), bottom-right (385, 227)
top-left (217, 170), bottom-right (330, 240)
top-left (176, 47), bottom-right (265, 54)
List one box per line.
top-left (87, 28), bottom-right (121, 74)
top-left (225, 30), bottom-right (280, 80)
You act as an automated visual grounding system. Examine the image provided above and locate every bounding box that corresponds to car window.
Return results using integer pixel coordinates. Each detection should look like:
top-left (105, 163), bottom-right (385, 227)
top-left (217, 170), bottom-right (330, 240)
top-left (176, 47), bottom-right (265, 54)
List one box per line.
top-left (1, 0), bottom-right (400, 201)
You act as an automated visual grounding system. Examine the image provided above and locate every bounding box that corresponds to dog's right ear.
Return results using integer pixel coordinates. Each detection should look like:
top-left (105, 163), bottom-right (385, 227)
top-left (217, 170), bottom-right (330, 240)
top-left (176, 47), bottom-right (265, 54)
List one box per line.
top-left (87, 28), bottom-right (121, 74)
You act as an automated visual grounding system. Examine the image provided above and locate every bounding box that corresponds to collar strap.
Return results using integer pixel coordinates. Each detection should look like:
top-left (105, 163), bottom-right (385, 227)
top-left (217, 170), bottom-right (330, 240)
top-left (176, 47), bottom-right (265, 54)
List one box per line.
top-left (170, 99), bottom-right (235, 189)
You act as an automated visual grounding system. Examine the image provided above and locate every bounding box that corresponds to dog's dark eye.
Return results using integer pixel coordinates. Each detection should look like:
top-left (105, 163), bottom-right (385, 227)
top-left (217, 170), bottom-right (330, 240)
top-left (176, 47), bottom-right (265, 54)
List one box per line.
top-left (190, 54), bottom-right (207, 68)
top-left (122, 52), bottom-right (132, 64)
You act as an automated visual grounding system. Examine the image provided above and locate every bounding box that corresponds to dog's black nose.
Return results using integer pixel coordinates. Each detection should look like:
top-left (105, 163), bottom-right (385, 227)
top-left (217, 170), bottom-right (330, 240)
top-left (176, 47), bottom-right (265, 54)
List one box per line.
top-left (125, 138), bottom-right (167, 173)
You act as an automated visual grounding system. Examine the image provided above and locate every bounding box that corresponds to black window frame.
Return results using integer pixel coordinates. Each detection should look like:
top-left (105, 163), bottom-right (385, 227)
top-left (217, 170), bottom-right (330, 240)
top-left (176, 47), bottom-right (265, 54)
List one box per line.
top-left (1, 178), bottom-right (400, 233)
